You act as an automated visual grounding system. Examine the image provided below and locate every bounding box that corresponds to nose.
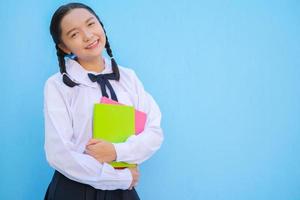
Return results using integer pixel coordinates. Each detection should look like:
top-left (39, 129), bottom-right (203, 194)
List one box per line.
top-left (83, 30), bottom-right (93, 42)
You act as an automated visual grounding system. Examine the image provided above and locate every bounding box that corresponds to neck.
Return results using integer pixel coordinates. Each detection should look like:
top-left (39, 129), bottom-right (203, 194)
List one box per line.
top-left (77, 57), bottom-right (105, 73)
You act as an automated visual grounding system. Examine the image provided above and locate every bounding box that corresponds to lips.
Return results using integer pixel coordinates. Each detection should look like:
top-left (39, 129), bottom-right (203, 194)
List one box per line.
top-left (85, 39), bottom-right (99, 49)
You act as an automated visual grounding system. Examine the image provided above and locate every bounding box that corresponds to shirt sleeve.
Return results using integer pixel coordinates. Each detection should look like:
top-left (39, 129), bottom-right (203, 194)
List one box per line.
top-left (113, 71), bottom-right (164, 164)
top-left (44, 77), bottom-right (132, 190)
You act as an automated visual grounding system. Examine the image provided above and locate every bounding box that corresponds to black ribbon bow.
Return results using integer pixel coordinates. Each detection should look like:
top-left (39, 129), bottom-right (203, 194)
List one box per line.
top-left (88, 73), bottom-right (118, 101)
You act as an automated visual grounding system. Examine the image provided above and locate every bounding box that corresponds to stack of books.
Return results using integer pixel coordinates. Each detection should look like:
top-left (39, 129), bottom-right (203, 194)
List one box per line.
top-left (92, 97), bottom-right (147, 168)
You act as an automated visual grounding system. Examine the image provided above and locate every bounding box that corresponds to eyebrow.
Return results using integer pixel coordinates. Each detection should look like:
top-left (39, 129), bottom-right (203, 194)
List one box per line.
top-left (66, 17), bottom-right (95, 36)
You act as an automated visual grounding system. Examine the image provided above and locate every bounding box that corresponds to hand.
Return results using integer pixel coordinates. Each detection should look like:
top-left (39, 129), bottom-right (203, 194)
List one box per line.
top-left (85, 139), bottom-right (117, 163)
top-left (128, 166), bottom-right (140, 190)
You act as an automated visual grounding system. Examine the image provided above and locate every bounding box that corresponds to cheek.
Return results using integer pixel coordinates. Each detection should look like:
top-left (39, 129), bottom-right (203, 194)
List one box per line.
top-left (68, 39), bottom-right (84, 53)
top-left (99, 30), bottom-right (106, 42)
top-left (101, 36), bottom-right (106, 47)
top-left (97, 27), bottom-right (105, 40)
top-left (98, 33), bottom-right (106, 49)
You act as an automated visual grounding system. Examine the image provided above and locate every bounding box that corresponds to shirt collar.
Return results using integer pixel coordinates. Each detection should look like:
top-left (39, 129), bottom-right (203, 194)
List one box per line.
top-left (65, 57), bottom-right (113, 88)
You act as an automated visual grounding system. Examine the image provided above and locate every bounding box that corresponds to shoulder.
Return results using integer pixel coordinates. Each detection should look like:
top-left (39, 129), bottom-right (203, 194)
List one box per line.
top-left (117, 64), bottom-right (145, 92)
top-left (44, 73), bottom-right (62, 91)
top-left (44, 72), bottom-right (74, 98)
top-left (45, 72), bottom-right (61, 85)
top-left (117, 64), bottom-right (143, 86)
top-left (118, 65), bottom-right (137, 81)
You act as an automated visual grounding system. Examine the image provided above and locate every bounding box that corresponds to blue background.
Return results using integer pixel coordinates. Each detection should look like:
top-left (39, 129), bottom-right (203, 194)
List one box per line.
top-left (0, 0), bottom-right (299, 199)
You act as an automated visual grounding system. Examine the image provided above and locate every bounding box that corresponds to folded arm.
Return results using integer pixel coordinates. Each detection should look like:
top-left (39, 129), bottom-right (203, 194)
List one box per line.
top-left (44, 78), bottom-right (132, 190)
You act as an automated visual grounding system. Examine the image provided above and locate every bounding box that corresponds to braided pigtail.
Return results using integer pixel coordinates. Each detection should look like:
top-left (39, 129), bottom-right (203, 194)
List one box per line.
top-left (100, 21), bottom-right (120, 81)
top-left (55, 45), bottom-right (79, 87)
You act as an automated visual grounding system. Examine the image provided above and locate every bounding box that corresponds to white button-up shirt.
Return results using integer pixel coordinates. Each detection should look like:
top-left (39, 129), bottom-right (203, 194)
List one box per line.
top-left (44, 57), bottom-right (164, 190)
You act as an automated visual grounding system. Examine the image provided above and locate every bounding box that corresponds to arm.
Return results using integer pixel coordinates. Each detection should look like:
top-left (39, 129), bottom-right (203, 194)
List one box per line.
top-left (44, 77), bottom-right (132, 190)
top-left (113, 71), bottom-right (164, 164)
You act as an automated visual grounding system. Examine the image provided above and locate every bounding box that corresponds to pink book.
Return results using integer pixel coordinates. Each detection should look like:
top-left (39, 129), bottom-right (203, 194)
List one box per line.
top-left (100, 97), bottom-right (147, 135)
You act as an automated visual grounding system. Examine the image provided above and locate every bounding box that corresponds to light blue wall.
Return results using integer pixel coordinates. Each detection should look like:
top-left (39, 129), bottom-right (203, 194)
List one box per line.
top-left (0, 0), bottom-right (299, 199)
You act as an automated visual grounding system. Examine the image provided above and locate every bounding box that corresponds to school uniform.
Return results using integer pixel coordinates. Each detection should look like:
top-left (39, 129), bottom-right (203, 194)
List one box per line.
top-left (43, 57), bottom-right (164, 200)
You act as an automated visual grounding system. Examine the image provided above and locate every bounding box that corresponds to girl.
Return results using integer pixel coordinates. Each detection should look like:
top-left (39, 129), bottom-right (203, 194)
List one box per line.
top-left (44, 2), bottom-right (163, 200)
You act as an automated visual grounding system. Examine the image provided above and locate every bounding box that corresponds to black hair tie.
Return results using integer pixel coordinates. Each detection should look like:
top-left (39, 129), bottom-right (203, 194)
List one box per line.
top-left (88, 73), bottom-right (118, 101)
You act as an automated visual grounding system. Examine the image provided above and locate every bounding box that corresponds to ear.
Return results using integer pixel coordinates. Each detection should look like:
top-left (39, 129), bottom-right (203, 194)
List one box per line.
top-left (58, 43), bottom-right (72, 55)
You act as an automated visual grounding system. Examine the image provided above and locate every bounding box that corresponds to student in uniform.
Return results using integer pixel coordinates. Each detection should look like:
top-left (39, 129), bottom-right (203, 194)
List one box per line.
top-left (44, 2), bottom-right (164, 200)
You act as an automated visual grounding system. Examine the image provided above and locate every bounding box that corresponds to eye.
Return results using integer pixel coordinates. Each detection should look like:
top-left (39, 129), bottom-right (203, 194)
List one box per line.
top-left (71, 32), bottom-right (78, 38)
top-left (88, 22), bottom-right (95, 26)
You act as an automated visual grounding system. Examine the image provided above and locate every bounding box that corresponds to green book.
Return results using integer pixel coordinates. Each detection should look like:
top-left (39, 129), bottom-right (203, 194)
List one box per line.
top-left (93, 103), bottom-right (136, 168)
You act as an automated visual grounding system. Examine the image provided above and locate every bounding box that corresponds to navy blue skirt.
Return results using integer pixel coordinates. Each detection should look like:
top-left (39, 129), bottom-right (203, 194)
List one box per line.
top-left (44, 171), bottom-right (140, 200)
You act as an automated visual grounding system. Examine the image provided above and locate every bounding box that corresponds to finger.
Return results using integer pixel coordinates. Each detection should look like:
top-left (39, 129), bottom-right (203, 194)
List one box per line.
top-left (86, 138), bottom-right (102, 146)
top-left (85, 149), bottom-right (94, 156)
top-left (86, 145), bottom-right (95, 151)
top-left (87, 143), bottom-right (100, 151)
top-left (85, 145), bottom-right (96, 152)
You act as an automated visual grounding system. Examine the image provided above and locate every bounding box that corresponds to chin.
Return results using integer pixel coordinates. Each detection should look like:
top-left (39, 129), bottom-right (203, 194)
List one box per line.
top-left (84, 50), bottom-right (103, 58)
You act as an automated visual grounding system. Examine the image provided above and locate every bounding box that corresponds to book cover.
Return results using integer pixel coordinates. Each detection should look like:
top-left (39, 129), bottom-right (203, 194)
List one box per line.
top-left (100, 96), bottom-right (147, 134)
top-left (93, 103), bottom-right (136, 168)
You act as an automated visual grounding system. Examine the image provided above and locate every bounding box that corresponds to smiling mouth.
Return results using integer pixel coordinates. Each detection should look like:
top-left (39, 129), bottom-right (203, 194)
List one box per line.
top-left (85, 39), bottom-right (99, 49)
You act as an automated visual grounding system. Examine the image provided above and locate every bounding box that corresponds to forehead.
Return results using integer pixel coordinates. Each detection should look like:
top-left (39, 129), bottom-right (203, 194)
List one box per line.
top-left (60, 8), bottom-right (95, 32)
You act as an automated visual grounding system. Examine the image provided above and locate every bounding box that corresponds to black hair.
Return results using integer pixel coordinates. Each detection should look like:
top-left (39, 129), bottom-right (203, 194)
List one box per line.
top-left (49, 2), bottom-right (120, 87)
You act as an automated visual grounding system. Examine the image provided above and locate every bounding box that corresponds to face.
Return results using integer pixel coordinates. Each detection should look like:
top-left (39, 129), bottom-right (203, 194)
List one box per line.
top-left (58, 8), bottom-right (106, 61)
